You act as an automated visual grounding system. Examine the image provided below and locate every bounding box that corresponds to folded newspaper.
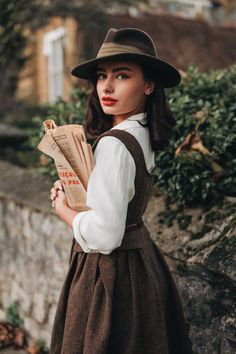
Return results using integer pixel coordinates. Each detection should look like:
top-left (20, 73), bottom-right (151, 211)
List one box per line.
top-left (38, 119), bottom-right (93, 212)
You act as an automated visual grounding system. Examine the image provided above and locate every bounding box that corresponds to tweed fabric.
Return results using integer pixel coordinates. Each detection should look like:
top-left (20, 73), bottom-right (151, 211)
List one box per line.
top-left (49, 130), bottom-right (193, 354)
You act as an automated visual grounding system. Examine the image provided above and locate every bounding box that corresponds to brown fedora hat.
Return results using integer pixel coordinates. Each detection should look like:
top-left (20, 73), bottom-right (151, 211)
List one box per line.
top-left (71, 27), bottom-right (181, 88)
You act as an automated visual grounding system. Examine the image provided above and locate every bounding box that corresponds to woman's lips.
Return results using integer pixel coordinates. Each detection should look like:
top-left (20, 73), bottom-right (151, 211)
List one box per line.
top-left (102, 96), bottom-right (118, 106)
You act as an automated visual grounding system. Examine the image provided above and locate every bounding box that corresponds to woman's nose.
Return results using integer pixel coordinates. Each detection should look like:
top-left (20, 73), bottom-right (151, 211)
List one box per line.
top-left (103, 78), bottom-right (114, 94)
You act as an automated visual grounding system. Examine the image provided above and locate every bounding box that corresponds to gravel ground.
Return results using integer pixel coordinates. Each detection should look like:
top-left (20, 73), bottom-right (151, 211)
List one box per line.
top-left (0, 348), bottom-right (27, 354)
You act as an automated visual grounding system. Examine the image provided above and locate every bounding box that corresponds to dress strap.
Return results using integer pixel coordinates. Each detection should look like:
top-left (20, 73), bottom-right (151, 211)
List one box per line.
top-left (92, 129), bottom-right (148, 174)
top-left (92, 129), bottom-right (154, 225)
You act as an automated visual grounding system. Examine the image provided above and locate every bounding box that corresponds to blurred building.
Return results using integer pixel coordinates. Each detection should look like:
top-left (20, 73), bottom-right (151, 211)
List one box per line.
top-left (17, 17), bottom-right (80, 105)
top-left (16, 4), bottom-right (236, 105)
top-left (149, 0), bottom-right (236, 25)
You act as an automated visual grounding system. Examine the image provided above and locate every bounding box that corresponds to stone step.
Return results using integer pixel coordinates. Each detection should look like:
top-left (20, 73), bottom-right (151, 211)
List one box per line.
top-left (0, 124), bottom-right (28, 146)
top-left (0, 348), bottom-right (27, 354)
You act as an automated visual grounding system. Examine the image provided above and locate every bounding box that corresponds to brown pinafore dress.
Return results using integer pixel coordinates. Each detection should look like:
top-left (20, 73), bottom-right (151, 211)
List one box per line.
top-left (49, 129), bottom-right (193, 354)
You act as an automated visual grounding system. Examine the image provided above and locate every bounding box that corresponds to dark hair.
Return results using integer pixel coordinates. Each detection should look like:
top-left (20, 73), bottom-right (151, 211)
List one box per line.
top-left (84, 63), bottom-right (175, 151)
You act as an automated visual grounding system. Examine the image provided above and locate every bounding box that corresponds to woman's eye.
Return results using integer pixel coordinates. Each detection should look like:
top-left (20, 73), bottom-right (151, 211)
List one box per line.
top-left (117, 74), bottom-right (129, 79)
top-left (97, 73), bottom-right (105, 80)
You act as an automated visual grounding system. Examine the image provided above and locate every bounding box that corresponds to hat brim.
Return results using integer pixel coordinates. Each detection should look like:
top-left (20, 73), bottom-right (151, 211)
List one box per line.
top-left (71, 53), bottom-right (181, 88)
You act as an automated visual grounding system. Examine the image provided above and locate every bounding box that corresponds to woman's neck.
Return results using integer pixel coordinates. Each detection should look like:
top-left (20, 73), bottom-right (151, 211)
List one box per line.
top-left (112, 116), bottom-right (128, 127)
top-left (112, 108), bottom-right (145, 127)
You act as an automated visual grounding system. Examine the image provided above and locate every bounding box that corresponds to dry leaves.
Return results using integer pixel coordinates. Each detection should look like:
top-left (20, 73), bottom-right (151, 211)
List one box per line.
top-left (0, 321), bottom-right (28, 349)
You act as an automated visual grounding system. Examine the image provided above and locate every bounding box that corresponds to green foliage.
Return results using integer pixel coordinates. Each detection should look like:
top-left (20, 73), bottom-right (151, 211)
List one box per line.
top-left (155, 63), bottom-right (236, 206)
top-left (0, 0), bottom-right (137, 118)
top-left (30, 64), bottom-right (236, 206)
top-left (31, 87), bottom-right (88, 140)
top-left (34, 338), bottom-right (49, 354)
top-left (30, 88), bottom-right (89, 179)
top-left (0, 0), bottom-right (44, 116)
top-left (5, 302), bottom-right (24, 327)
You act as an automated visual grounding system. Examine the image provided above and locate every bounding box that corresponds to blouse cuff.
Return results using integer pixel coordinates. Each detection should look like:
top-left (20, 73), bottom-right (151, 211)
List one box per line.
top-left (72, 212), bottom-right (91, 252)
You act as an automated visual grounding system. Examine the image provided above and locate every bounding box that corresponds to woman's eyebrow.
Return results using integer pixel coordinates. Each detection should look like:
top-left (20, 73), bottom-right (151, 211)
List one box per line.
top-left (97, 67), bottom-right (133, 73)
top-left (113, 67), bottom-right (133, 73)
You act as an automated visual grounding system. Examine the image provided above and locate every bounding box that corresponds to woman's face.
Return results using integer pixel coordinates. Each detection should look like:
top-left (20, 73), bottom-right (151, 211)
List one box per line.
top-left (96, 61), bottom-right (154, 123)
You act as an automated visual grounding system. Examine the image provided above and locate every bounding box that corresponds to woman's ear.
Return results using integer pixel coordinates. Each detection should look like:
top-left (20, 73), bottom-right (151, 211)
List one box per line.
top-left (145, 81), bottom-right (155, 95)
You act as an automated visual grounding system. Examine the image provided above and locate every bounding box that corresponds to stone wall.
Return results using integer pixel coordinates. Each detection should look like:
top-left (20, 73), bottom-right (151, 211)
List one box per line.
top-left (0, 160), bottom-right (72, 344)
top-left (147, 194), bottom-right (236, 354)
top-left (0, 160), bottom-right (235, 353)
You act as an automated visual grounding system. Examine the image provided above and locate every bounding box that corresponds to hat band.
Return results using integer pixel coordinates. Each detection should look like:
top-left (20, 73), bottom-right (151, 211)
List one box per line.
top-left (97, 43), bottom-right (148, 58)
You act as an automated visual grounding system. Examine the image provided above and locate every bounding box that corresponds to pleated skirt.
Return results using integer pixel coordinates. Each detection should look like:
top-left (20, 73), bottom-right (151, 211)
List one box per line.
top-left (49, 226), bottom-right (193, 354)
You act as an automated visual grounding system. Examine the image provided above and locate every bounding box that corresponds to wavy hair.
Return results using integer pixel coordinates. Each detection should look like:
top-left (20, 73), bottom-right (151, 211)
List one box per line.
top-left (84, 63), bottom-right (176, 151)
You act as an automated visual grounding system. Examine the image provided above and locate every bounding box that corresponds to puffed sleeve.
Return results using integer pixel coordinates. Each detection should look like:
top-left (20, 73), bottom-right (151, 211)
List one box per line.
top-left (72, 136), bottom-right (136, 254)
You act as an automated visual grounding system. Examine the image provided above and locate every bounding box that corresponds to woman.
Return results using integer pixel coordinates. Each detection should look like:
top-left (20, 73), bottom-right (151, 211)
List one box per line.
top-left (49, 28), bottom-right (193, 354)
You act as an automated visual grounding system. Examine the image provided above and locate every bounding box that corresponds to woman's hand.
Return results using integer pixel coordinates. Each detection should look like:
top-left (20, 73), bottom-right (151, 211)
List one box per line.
top-left (50, 180), bottom-right (67, 211)
top-left (50, 180), bottom-right (65, 208)
top-left (50, 179), bottom-right (78, 228)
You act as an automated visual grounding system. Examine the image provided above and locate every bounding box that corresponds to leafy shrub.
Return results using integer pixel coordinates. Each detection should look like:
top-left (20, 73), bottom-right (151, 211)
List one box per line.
top-left (28, 338), bottom-right (49, 354)
top-left (5, 302), bottom-right (24, 327)
top-left (31, 87), bottom-right (88, 146)
top-left (30, 87), bottom-right (89, 179)
top-left (31, 65), bottom-right (236, 205)
top-left (155, 63), bottom-right (236, 205)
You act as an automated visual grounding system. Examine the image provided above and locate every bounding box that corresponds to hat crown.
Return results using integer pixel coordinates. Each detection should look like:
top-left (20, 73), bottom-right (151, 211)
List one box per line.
top-left (103, 28), bottom-right (157, 58)
top-left (71, 27), bottom-right (181, 88)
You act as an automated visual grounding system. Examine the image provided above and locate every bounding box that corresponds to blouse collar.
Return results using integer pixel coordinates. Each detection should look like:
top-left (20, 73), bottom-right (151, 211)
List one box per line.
top-left (111, 112), bottom-right (147, 130)
top-left (127, 112), bottom-right (146, 121)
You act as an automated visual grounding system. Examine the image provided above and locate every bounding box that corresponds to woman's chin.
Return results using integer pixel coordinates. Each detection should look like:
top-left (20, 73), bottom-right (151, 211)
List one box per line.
top-left (102, 107), bottom-right (119, 115)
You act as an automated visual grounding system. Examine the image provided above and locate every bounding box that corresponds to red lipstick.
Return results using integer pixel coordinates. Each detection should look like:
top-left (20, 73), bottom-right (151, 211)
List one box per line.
top-left (102, 96), bottom-right (118, 106)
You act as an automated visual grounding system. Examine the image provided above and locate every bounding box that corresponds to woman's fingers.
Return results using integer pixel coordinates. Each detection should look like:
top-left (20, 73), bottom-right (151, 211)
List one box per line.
top-left (53, 179), bottom-right (64, 191)
top-left (50, 187), bottom-right (59, 201)
top-left (50, 180), bottom-right (64, 207)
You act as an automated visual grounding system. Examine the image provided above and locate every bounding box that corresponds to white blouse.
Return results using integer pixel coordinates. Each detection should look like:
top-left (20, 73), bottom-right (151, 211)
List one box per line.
top-left (72, 112), bottom-right (155, 254)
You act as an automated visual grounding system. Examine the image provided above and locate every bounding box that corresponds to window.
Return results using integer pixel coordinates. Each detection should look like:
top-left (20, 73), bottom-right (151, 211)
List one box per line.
top-left (43, 27), bottom-right (65, 103)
